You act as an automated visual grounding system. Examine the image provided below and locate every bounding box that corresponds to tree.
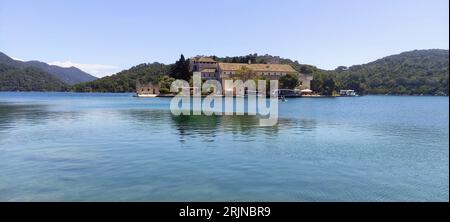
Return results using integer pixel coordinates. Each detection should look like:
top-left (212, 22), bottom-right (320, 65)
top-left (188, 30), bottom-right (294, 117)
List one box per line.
top-left (170, 54), bottom-right (191, 81)
top-left (235, 66), bottom-right (255, 81)
top-left (158, 75), bottom-right (175, 94)
top-left (323, 76), bottom-right (336, 95)
top-left (299, 65), bottom-right (315, 74)
top-left (335, 66), bottom-right (348, 72)
top-left (341, 73), bottom-right (366, 94)
top-left (279, 74), bottom-right (299, 89)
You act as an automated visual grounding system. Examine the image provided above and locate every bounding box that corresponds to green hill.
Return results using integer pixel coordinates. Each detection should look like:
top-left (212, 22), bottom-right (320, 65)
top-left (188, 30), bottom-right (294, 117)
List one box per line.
top-left (334, 49), bottom-right (449, 95)
top-left (219, 50), bottom-right (449, 95)
top-left (73, 62), bottom-right (171, 92)
top-left (0, 64), bottom-right (69, 91)
top-left (73, 50), bottom-right (449, 95)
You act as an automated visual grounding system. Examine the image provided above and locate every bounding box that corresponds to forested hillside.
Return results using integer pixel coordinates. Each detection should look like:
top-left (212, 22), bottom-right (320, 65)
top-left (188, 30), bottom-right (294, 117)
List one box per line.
top-left (334, 49), bottom-right (449, 95)
top-left (73, 62), bottom-right (171, 92)
top-left (72, 50), bottom-right (449, 95)
top-left (0, 64), bottom-right (69, 91)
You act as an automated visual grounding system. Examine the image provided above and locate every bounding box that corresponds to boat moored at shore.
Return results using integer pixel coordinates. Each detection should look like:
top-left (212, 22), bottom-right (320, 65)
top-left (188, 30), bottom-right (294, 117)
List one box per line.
top-left (339, 89), bottom-right (359, 97)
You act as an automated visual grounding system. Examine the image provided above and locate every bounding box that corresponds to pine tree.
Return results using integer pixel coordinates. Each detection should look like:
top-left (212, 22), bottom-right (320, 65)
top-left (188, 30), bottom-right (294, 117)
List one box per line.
top-left (170, 54), bottom-right (191, 81)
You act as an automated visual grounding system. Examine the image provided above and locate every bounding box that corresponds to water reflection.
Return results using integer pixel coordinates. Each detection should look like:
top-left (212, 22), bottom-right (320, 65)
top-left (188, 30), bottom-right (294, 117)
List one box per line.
top-left (0, 103), bottom-right (51, 135)
top-left (0, 102), bottom-right (81, 133)
top-left (116, 107), bottom-right (320, 143)
top-left (0, 101), bottom-right (317, 144)
top-left (0, 93), bottom-right (448, 201)
top-left (169, 112), bottom-right (318, 142)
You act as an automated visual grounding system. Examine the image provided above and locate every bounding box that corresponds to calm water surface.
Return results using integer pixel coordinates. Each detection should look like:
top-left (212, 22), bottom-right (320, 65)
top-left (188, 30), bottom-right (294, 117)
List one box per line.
top-left (0, 92), bottom-right (448, 201)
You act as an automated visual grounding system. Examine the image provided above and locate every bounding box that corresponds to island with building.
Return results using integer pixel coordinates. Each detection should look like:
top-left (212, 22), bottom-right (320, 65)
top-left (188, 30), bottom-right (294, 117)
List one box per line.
top-left (71, 50), bottom-right (449, 97)
top-left (136, 56), bottom-right (314, 97)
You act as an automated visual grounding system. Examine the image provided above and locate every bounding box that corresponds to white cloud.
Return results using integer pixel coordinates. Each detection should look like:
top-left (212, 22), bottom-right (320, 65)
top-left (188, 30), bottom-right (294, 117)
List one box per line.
top-left (49, 61), bottom-right (119, 78)
top-left (11, 57), bottom-right (25, 61)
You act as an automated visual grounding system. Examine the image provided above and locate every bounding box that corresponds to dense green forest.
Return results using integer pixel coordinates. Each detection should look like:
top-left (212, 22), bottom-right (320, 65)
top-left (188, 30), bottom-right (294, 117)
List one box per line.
top-left (212, 50), bottom-right (449, 95)
top-left (71, 49), bottom-right (448, 95)
top-left (73, 62), bottom-right (171, 92)
top-left (73, 55), bottom-right (193, 93)
top-left (334, 49), bottom-right (449, 95)
top-left (0, 64), bottom-right (69, 91)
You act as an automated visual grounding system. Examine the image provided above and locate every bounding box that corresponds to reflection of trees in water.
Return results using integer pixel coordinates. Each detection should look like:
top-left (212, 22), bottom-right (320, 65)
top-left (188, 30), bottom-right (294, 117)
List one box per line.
top-left (169, 114), bottom-right (318, 141)
top-left (118, 109), bottom-right (273, 138)
top-left (171, 114), bottom-right (259, 136)
top-left (170, 114), bottom-right (221, 142)
top-left (0, 102), bottom-right (319, 143)
top-left (0, 103), bottom-right (81, 132)
top-left (119, 109), bottom-right (170, 127)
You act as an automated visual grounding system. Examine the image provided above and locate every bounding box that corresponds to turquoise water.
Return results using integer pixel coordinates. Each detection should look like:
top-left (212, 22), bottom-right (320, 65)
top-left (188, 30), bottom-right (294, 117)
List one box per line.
top-left (0, 92), bottom-right (448, 201)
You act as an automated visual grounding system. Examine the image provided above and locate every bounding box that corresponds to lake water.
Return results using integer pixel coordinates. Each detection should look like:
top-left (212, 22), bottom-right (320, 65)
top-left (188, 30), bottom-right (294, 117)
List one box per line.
top-left (0, 92), bottom-right (448, 201)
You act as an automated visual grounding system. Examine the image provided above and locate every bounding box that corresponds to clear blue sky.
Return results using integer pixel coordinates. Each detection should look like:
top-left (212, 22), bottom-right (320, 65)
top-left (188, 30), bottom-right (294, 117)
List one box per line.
top-left (0, 0), bottom-right (448, 77)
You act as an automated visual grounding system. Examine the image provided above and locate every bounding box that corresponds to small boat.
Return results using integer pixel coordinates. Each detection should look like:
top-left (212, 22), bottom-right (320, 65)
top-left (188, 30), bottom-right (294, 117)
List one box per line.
top-left (135, 93), bottom-right (158, 98)
top-left (339, 90), bottom-right (359, 97)
top-left (273, 89), bottom-right (301, 98)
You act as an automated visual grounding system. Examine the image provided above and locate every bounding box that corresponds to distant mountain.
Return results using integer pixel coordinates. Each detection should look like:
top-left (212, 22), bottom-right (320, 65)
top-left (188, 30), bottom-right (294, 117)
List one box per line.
top-left (0, 63), bottom-right (68, 91)
top-left (0, 52), bottom-right (22, 67)
top-left (0, 52), bottom-right (97, 85)
top-left (22, 60), bottom-right (97, 85)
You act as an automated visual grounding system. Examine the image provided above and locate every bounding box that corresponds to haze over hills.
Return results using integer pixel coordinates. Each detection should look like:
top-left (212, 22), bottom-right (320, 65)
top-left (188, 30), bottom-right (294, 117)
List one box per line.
top-left (73, 49), bottom-right (449, 96)
top-left (0, 52), bottom-right (97, 86)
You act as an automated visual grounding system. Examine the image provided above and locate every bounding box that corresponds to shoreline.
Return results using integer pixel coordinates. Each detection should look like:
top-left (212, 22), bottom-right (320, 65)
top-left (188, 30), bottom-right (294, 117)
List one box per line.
top-left (0, 91), bottom-right (449, 97)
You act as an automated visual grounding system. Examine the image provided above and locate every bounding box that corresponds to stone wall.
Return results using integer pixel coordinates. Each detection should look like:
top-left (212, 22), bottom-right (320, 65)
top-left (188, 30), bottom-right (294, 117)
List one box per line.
top-left (136, 82), bottom-right (160, 94)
